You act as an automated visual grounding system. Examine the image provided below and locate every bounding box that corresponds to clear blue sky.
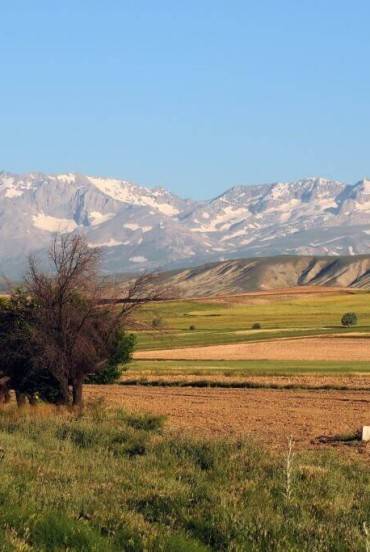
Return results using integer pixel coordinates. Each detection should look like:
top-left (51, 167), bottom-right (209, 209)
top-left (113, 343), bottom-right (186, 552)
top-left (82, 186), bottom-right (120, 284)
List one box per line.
top-left (1, 1), bottom-right (369, 199)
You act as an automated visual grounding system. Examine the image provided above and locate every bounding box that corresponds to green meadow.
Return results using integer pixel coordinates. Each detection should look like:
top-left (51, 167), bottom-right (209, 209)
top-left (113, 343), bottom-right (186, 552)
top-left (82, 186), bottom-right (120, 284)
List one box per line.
top-left (1, 403), bottom-right (370, 551)
top-left (134, 290), bottom-right (370, 350)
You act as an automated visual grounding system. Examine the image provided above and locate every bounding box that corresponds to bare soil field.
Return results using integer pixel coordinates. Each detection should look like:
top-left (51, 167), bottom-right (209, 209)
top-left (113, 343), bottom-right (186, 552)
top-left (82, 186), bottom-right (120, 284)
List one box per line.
top-left (86, 384), bottom-right (370, 455)
top-left (135, 336), bottom-right (370, 361)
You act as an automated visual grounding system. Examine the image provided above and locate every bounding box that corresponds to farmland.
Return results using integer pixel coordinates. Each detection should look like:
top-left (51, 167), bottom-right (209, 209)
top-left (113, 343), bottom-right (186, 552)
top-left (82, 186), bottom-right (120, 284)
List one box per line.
top-left (115, 286), bottom-right (370, 452)
top-left (132, 287), bottom-right (370, 374)
top-left (1, 286), bottom-right (370, 550)
top-left (134, 287), bottom-right (370, 351)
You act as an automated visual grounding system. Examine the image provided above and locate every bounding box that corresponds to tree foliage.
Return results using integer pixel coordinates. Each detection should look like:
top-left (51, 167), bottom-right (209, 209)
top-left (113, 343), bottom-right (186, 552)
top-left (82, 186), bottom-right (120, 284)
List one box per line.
top-left (341, 312), bottom-right (358, 327)
top-left (86, 331), bottom-right (136, 384)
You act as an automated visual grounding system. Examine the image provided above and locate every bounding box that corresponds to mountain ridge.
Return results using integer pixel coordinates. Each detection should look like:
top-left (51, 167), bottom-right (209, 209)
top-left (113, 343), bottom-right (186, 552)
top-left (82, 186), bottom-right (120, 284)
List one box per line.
top-left (1, 171), bottom-right (370, 276)
top-left (152, 255), bottom-right (370, 297)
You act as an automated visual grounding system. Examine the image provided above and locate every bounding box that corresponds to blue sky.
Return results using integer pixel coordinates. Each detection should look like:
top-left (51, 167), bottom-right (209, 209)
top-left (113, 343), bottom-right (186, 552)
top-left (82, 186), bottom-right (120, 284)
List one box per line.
top-left (1, 1), bottom-right (369, 199)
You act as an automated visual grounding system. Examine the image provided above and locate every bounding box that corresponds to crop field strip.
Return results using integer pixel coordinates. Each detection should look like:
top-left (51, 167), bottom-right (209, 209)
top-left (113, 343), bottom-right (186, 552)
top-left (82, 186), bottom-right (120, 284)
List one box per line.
top-left (135, 337), bottom-right (370, 361)
top-left (129, 359), bottom-right (370, 375)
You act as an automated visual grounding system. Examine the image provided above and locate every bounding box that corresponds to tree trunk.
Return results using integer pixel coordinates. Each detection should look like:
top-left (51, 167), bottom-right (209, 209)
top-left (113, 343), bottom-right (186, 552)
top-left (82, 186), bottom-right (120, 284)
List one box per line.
top-left (28, 394), bottom-right (38, 406)
top-left (15, 391), bottom-right (27, 407)
top-left (72, 379), bottom-right (84, 410)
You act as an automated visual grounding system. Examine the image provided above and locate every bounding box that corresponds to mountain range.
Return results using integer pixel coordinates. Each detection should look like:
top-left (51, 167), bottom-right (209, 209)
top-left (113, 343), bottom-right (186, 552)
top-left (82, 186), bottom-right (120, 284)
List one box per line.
top-left (1, 171), bottom-right (370, 276)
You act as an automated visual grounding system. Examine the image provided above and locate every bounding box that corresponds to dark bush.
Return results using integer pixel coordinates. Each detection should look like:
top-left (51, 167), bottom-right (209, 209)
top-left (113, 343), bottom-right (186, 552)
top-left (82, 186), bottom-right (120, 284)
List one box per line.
top-left (126, 413), bottom-right (166, 431)
top-left (251, 323), bottom-right (261, 329)
top-left (189, 325), bottom-right (196, 330)
top-left (341, 312), bottom-right (358, 327)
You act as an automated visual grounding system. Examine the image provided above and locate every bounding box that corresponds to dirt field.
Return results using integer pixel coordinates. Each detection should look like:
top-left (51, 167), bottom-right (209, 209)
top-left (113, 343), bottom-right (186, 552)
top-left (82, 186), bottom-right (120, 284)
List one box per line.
top-left (135, 336), bottom-right (370, 361)
top-left (86, 384), bottom-right (370, 454)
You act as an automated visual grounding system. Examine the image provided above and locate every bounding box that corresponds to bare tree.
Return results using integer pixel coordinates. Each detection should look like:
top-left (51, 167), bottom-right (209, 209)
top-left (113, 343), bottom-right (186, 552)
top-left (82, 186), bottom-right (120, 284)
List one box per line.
top-left (20, 233), bottom-right (165, 408)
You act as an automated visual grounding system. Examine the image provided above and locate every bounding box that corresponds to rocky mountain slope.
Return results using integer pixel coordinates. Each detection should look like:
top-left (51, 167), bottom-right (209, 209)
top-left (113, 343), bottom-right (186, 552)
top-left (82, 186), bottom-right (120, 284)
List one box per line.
top-left (155, 255), bottom-right (370, 297)
top-left (1, 171), bottom-right (370, 276)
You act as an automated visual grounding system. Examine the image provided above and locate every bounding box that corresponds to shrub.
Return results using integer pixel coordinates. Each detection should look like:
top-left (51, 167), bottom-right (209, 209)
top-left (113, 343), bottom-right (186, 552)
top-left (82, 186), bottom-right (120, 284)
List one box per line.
top-left (86, 332), bottom-right (136, 384)
top-left (341, 312), bottom-right (358, 327)
top-left (152, 316), bottom-right (164, 329)
top-left (189, 325), bottom-right (196, 331)
top-left (251, 322), bottom-right (261, 330)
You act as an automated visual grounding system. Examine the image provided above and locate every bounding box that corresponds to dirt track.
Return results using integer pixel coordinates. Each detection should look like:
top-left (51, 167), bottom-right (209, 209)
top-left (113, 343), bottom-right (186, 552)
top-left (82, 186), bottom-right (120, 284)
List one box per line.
top-left (135, 337), bottom-right (370, 361)
top-left (86, 384), bottom-right (370, 453)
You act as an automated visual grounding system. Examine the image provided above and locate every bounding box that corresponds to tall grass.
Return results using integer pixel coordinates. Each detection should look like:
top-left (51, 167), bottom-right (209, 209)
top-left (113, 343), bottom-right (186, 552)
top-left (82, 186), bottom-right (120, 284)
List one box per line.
top-left (0, 401), bottom-right (370, 550)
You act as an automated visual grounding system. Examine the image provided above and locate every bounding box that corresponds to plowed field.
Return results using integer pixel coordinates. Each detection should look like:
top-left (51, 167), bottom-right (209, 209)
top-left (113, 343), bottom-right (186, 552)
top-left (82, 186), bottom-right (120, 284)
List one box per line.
top-left (86, 384), bottom-right (370, 453)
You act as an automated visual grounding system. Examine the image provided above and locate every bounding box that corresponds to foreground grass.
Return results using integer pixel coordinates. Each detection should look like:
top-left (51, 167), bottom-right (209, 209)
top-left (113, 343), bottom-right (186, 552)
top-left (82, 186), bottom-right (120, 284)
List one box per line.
top-left (129, 359), bottom-right (370, 376)
top-left (1, 402), bottom-right (370, 550)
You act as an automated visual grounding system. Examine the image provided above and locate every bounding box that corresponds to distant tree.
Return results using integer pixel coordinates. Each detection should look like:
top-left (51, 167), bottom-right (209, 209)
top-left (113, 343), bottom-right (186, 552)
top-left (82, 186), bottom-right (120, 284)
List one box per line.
top-left (251, 322), bottom-right (261, 329)
top-left (341, 312), bottom-right (358, 327)
top-left (1, 234), bottom-right (164, 409)
top-left (151, 315), bottom-right (163, 329)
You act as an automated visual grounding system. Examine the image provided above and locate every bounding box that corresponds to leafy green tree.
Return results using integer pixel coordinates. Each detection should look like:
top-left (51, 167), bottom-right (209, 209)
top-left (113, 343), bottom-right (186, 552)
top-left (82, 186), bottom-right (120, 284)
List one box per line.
top-left (86, 331), bottom-right (136, 384)
top-left (341, 312), bottom-right (358, 327)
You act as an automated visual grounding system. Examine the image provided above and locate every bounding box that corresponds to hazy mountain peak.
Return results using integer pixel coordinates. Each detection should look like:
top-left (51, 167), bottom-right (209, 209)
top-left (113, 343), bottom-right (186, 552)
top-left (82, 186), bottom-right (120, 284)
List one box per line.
top-left (0, 171), bottom-right (369, 277)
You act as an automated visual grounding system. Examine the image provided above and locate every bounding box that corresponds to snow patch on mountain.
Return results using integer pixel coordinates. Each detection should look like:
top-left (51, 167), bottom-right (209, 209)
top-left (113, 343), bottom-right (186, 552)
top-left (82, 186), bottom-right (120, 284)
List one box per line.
top-left (32, 214), bottom-right (78, 233)
top-left (89, 211), bottom-right (116, 226)
top-left (5, 188), bottom-right (23, 199)
top-left (87, 176), bottom-right (180, 215)
top-left (123, 223), bottom-right (140, 231)
top-left (90, 238), bottom-right (125, 248)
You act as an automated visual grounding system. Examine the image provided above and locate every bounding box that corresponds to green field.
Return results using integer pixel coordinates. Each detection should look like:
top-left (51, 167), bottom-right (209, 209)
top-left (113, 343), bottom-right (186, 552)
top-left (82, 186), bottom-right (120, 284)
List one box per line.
top-left (134, 290), bottom-right (370, 350)
top-left (128, 359), bottom-right (370, 377)
top-left (1, 403), bottom-right (370, 551)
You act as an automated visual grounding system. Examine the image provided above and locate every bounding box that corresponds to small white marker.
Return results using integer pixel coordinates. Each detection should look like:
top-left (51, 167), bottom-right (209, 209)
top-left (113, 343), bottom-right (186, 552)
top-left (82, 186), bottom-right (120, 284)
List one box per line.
top-left (362, 427), bottom-right (370, 441)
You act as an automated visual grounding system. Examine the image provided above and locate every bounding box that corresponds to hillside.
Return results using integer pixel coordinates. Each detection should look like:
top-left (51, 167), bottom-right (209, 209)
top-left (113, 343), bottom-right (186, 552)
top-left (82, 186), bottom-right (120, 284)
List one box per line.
top-left (155, 255), bottom-right (370, 297)
top-left (1, 172), bottom-right (370, 276)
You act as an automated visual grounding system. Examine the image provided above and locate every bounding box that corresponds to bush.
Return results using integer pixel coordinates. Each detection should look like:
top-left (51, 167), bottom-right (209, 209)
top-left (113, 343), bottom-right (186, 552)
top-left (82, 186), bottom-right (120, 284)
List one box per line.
top-left (152, 316), bottom-right (164, 329)
top-left (341, 312), bottom-right (358, 327)
top-left (189, 325), bottom-right (196, 331)
top-left (251, 323), bottom-right (261, 330)
top-left (86, 332), bottom-right (136, 384)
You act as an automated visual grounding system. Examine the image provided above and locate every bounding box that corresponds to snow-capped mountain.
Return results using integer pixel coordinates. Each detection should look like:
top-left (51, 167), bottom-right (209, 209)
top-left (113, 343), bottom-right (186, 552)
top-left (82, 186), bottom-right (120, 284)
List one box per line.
top-left (1, 171), bottom-right (370, 276)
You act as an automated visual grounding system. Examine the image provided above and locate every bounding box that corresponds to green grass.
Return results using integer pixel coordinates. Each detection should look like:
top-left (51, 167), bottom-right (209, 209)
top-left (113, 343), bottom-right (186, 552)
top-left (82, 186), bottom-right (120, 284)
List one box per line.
top-left (134, 290), bottom-right (370, 350)
top-left (128, 359), bottom-right (370, 376)
top-left (1, 403), bottom-right (370, 550)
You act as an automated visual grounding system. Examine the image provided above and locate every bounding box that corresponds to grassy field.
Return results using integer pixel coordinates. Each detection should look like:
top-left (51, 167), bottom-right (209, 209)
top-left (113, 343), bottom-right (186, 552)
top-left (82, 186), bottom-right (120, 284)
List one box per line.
top-left (128, 359), bottom-right (370, 377)
top-left (1, 403), bottom-right (370, 551)
top-left (1, 290), bottom-right (370, 550)
top-left (135, 289), bottom-right (370, 350)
